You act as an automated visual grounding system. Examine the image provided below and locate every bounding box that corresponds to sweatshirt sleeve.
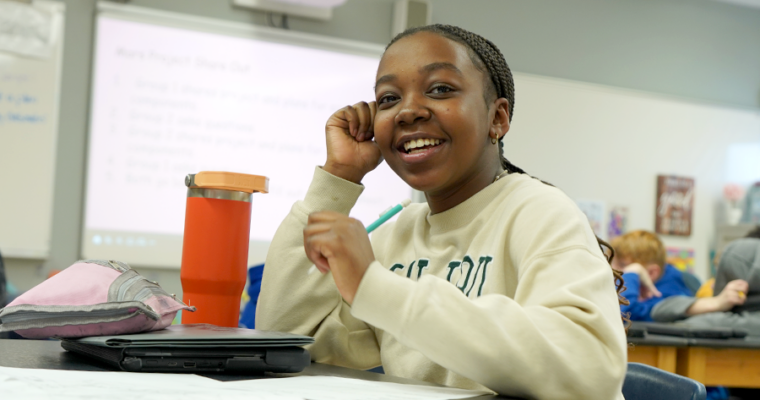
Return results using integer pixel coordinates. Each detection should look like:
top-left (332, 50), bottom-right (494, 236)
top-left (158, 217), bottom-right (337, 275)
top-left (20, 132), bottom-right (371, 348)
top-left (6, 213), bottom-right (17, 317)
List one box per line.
top-left (255, 167), bottom-right (381, 370)
top-left (351, 248), bottom-right (626, 399)
top-left (619, 273), bottom-right (654, 321)
top-left (651, 296), bottom-right (697, 322)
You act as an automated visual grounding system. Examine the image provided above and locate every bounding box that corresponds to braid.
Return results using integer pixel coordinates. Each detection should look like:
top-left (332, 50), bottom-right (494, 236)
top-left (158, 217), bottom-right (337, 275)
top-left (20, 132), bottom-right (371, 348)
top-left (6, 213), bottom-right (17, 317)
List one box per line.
top-left (388, 25), bottom-right (629, 329)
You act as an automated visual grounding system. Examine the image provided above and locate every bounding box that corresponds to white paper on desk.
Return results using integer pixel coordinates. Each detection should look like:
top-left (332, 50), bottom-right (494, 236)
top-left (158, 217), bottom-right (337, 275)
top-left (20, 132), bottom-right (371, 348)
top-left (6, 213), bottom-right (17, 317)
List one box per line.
top-left (223, 375), bottom-right (492, 400)
top-left (0, 366), bottom-right (303, 400)
top-left (0, 1), bottom-right (57, 58)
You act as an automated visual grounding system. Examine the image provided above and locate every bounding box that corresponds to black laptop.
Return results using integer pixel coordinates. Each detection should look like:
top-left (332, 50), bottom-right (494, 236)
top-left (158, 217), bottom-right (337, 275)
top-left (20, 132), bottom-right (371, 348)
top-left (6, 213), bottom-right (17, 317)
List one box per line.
top-left (61, 323), bottom-right (314, 374)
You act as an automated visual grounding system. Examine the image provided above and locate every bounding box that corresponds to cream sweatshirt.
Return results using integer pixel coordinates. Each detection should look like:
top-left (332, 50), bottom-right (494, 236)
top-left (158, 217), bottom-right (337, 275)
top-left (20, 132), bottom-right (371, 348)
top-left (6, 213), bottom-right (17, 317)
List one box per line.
top-left (257, 167), bottom-right (627, 400)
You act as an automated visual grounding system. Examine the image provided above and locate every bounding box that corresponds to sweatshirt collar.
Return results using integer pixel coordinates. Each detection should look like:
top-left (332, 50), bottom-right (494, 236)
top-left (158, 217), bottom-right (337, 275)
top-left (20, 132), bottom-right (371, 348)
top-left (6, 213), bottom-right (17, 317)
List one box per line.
top-left (426, 174), bottom-right (519, 234)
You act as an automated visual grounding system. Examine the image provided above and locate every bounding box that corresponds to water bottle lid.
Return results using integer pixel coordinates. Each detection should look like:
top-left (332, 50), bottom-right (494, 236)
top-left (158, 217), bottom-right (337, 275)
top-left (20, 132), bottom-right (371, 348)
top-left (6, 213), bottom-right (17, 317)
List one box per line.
top-left (185, 172), bottom-right (269, 194)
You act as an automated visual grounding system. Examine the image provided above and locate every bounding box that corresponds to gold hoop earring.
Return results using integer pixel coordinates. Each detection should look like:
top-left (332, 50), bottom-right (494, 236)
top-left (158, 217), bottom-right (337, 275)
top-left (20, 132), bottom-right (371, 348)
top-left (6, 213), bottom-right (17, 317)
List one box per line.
top-left (491, 135), bottom-right (498, 145)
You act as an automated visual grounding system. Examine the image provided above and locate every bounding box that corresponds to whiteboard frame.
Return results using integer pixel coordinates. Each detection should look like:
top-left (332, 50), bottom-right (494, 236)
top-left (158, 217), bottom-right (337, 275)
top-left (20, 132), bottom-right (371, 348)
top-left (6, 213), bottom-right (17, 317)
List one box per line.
top-left (96, 2), bottom-right (385, 61)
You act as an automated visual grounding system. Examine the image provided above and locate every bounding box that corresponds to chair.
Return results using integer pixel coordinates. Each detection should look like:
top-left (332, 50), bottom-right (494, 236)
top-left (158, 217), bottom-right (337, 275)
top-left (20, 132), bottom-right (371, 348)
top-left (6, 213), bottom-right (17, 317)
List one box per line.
top-left (680, 270), bottom-right (702, 296)
top-left (622, 362), bottom-right (706, 400)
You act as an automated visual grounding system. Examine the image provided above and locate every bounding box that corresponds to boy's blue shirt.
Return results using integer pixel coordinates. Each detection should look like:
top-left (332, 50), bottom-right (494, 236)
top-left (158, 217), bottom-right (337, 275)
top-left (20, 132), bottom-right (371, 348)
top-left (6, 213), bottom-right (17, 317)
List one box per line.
top-left (621, 264), bottom-right (692, 322)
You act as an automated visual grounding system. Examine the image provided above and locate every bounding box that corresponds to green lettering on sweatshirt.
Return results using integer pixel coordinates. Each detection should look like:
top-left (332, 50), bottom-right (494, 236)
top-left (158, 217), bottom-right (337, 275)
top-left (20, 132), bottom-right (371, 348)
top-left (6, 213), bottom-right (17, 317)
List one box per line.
top-left (456, 256), bottom-right (475, 293)
top-left (446, 261), bottom-right (461, 282)
top-left (477, 256), bottom-right (493, 296)
top-left (406, 260), bottom-right (416, 278)
top-left (416, 259), bottom-right (429, 280)
top-left (389, 256), bottom-right (491, 297)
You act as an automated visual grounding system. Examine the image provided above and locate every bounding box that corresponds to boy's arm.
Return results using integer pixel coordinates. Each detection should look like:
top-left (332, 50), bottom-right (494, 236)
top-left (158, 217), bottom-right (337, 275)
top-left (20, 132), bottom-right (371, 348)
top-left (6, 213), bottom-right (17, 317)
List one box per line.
top-left (686, 279), bottom-right (748, 315)
top-left (619, 273), bottom-right (656, 321)
top-left (652, 279), bottom-right (749, 321)
top-left (619, 264), bottom-right (662, 321)
top-left (256, 167), bottom-right (381, 370)
top-left (651, 296), bottom-right (697, 322)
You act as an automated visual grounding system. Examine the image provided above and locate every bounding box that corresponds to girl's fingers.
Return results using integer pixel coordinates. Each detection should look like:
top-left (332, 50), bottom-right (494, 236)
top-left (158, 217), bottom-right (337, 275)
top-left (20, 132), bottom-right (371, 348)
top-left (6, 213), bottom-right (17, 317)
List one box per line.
top-left (315, 264), bottom-right (330, 274)
top-left (342, 106), bottom-right (359, 137)
top-left (303, 222), bottom-right (336, 237)
top-left (360, 101), bottom-right (377, 141)
top-left (307, 211), bottom-right (343, 224)
top-left (304, 234), bottom-right (333, 272)
top-left (313, 254), bottom-right (330, 273)
top-left (353, 102), bottom-right (372, 141)
top-left (309, 251), bottom-right (330, 273)
top-left (368, 101), bottom-right (377, 134)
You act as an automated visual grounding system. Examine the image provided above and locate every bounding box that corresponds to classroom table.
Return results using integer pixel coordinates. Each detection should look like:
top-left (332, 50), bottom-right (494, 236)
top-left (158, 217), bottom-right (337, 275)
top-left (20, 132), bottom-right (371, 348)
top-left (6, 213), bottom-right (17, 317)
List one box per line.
top-left (0, 339), bottom-right (511, 399)
top-left (676, 337), bottom-right (760, 388)
top-left (627, 334), bottom-right (689, 373)
top-left (628, 334), bottom-right (760, 388)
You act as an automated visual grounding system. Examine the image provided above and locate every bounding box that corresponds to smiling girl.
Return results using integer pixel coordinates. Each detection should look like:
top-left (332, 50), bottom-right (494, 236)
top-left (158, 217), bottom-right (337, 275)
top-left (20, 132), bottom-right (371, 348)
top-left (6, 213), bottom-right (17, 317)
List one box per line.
top-left (257, 25), bottom-right (627, 399)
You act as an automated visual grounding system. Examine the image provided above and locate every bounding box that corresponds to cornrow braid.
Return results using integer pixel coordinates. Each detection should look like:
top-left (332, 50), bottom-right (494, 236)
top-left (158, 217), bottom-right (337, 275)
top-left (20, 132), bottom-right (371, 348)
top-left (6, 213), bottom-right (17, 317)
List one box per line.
top-left (387, 24), bottom-right (629, 329)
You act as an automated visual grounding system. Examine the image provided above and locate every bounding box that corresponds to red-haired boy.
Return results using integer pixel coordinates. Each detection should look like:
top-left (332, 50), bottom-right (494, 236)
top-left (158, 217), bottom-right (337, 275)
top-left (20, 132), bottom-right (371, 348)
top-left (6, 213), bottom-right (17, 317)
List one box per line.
top-left (611, 230), bottom-right (692, 321)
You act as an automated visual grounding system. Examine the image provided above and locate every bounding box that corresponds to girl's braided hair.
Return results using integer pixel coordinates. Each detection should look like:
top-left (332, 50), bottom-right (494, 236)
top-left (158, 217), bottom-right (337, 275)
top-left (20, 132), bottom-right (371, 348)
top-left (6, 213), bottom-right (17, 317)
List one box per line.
top-left (387, 24), bottom-right (630, 326)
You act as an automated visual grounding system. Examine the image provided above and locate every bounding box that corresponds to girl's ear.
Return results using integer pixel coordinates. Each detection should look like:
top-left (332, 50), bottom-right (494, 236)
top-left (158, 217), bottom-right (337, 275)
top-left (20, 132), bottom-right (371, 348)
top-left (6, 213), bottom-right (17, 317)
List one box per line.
top-left (489, 98), bottom-right (510, 141)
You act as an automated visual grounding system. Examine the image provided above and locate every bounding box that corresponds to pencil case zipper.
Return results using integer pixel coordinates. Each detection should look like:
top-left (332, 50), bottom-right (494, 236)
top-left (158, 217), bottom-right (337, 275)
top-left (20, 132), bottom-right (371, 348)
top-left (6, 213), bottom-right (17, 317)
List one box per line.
top-left (1, 306), bottom-right (149, 324)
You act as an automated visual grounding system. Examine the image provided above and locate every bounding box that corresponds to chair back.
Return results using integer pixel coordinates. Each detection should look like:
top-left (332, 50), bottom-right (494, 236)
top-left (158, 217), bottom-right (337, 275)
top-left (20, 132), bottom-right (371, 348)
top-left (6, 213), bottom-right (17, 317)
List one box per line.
top-left (680, 270), bottom-right (702, 296)
top-left (622, 363), bottom-right (706, 400)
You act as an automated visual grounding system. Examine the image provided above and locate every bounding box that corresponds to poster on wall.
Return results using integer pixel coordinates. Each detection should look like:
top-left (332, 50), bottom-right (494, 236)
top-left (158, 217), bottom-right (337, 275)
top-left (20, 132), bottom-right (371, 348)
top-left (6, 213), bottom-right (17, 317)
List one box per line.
top-left (607, 206), bottom-right (629, 240)
top-left (666, 247), bottom-right (695, 275)
top-left (655, 175), bottom-right (694, 236)
top-left (575, 199), bottom-right (606, 239)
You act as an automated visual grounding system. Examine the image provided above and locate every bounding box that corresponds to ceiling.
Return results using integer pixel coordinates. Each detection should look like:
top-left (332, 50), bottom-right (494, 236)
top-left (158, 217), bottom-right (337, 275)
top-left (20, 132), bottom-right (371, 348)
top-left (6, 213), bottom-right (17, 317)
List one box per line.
top-left (713, 0), bottom-right (760, 9)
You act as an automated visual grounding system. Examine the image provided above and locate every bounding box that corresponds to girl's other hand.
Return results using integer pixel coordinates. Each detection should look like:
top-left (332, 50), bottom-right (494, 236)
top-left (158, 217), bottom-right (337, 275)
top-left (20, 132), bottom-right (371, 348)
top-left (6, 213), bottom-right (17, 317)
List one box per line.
top-left (323, 101), bottom-right (383, 184)
top-left (622, 263), bottom-right (663, 299)
top-left (303, 211), bottom-right (375, 304)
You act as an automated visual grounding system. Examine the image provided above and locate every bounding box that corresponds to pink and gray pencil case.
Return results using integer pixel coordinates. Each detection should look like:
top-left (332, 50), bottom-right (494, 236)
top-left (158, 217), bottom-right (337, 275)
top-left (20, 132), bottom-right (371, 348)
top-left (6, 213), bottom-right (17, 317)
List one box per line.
top-left (0, 259), bottom-right (195, 339)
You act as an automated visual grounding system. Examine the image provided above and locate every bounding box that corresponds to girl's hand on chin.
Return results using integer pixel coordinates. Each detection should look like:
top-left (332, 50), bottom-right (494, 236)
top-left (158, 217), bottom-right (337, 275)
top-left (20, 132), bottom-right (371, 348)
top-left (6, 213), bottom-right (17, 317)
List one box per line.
top-left (323, 101), bottom-right (383, 184)
top-left (303, 211), bottom-right (375, 305)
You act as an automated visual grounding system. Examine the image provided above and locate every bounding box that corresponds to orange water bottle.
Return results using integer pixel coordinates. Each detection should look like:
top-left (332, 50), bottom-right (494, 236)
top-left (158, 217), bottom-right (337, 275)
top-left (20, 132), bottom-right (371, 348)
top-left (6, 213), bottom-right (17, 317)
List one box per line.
top-left (180, 171), bottom-right (268, 327)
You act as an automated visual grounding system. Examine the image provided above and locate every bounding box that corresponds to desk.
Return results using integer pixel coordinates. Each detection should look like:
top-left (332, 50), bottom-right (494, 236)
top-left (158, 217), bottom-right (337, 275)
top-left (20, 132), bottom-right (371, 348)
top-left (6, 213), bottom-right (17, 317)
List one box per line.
top-left (627, 335), bottom-right (689, 373)
top-left (627, 334), bottom-right (760, 388)
top-left (676, 337), bottom-right (760, 388)
top-left (0, 339), bottom-right (507, 399)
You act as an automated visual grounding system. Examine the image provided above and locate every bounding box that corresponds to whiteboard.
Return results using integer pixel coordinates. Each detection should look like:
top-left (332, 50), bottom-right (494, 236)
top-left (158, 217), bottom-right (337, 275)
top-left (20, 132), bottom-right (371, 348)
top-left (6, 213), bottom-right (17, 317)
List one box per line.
top-left (81, 3), bottom-right (412, 268)
top-left (0, 1), bottom-right (65, 259)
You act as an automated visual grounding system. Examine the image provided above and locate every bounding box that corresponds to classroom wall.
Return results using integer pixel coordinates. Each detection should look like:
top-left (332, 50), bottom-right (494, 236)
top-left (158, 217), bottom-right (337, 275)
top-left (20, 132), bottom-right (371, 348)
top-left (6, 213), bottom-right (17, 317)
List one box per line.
top-left (505, 73), bottom-right (760, 281)
top-left (5, 0), bottom-right (760, 298)
top-left (434, 0), bottom-right (760, 110)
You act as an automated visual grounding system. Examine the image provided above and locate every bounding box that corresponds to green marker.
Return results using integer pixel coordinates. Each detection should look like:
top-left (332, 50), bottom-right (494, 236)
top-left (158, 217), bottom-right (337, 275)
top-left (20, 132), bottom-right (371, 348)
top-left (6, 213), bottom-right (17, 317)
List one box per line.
top-left (366, 199), bottom-right (412, 233)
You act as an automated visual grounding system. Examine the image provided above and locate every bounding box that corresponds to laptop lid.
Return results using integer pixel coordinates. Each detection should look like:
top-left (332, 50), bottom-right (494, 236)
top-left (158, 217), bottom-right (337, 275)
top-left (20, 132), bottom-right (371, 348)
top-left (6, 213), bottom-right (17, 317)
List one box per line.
top-left (69, 323), bottom-right (315, 348)
top-left (61, 340), bottom-right (311, 373)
